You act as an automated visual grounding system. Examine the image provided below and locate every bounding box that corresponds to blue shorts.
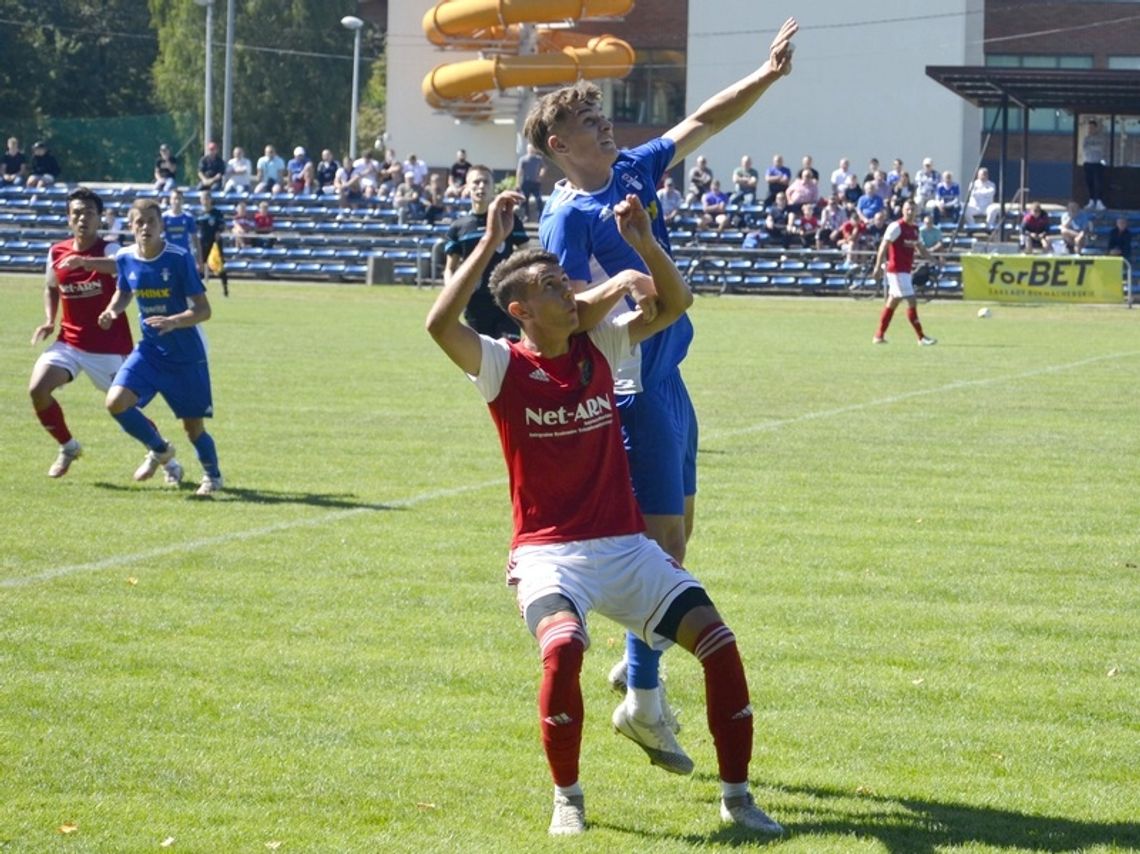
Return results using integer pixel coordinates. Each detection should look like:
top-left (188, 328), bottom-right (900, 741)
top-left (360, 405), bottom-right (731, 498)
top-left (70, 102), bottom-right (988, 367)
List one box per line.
top-left (618, 371), bottom-right (697, 516)
top-left (113, 349), bottom-right (214, 420)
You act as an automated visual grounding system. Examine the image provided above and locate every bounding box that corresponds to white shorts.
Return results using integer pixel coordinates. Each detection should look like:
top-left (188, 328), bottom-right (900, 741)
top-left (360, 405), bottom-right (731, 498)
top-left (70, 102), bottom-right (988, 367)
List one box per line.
top-left (35, 341), bottom-right (126, 392)
top-left (886, 271), bottom-right (914, 299)
top-left (507, 534), bottom-right (703, 651)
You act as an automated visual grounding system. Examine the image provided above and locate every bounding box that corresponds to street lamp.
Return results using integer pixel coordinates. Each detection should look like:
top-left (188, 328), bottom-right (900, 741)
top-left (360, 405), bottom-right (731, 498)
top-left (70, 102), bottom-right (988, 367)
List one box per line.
top-left (194, 0), bottom-right (215, 149)
top-left (341, 15), bottom-right (364, 161)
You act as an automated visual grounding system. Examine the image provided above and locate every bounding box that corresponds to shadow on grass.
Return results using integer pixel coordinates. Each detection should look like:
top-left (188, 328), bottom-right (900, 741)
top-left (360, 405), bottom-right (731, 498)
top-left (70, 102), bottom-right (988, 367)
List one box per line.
top-left (595, 779), bottom-right (1139, 850)
top-left (92, 481), bottom-right (400, 512)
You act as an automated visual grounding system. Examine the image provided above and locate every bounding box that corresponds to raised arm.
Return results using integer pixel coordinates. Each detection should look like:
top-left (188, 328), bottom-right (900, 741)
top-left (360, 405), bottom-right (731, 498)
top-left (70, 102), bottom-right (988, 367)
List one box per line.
top-left (427, 191), bottom-right (523, 374)
top-left (665, 17), bottom-right (797, 166)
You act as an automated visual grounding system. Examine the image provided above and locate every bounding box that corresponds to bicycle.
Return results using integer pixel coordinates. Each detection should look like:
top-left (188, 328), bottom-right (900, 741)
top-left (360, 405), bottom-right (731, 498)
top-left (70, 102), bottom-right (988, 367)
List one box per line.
top-left (845, 256), bottom-right (940, 303)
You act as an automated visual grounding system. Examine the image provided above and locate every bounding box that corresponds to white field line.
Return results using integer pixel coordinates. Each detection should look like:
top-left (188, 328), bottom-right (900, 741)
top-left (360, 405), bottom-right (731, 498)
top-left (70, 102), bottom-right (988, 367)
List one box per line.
top-left (6, 350), bottom-right (1136, 589)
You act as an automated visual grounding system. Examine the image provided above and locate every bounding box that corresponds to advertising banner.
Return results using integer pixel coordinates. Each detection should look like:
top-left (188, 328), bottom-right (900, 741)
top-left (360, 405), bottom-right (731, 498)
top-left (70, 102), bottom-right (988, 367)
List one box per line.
top-left (962, 255), bottom-right (1123, 304)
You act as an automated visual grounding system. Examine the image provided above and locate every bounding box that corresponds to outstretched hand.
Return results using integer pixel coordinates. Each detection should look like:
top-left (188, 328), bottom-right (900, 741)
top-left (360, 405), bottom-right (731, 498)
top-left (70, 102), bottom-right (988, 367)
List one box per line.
top-left (486, 191), bottom-right (523, 245)
top-left (768, 17), bottom-right (798, 76)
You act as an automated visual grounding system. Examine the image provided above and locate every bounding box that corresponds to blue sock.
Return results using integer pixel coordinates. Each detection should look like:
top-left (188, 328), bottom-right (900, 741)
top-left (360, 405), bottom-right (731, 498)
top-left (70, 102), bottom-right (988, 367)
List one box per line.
top-left (191, 431), bottom-right (221, 478)
top-left (112, 408), bottom-right (166, 451)
top-left (626, 632), bottom-right (661, 690)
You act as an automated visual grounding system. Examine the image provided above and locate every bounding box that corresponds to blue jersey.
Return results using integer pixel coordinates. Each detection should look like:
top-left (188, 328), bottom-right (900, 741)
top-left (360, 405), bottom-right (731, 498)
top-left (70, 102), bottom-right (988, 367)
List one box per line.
top-left (162, 210), bottom-right (197, 252)
top-left (116, 242), bottom-right (207, 364)
top-left (539, 137), bottom-right (693, 393)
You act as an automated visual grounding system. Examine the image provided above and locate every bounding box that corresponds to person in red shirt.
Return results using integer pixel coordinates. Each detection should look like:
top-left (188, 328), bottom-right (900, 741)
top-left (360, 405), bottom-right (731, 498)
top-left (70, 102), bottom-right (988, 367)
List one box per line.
top-left (426, 191), bottom-right (783, 838)
top-left (872, 199), bottom-right (937, 345)
top-left (28, 187), bottom-right (134, 477)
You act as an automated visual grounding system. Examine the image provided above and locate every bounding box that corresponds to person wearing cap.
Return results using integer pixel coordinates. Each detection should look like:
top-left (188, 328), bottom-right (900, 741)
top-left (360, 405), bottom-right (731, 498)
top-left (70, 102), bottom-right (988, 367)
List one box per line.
top-left (153, 144), bottom-right (178, 192)
top-left (254, 145), bottom-right (285, 194)
top-left (287, 146), bottom-right (314, 195)
top-left (27, 141), bottom-right (61, 189)
top-left (197, 141), bottom-right (226, 192)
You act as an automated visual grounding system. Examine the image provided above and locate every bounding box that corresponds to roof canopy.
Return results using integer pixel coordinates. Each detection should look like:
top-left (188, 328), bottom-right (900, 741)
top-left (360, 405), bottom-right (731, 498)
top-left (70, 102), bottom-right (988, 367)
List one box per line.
top-left (926, 66), bottom-right (1140, 115)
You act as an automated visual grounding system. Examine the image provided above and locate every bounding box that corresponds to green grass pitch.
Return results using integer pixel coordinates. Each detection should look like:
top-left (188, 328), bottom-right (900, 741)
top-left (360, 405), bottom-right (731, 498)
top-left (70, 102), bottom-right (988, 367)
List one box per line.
top-left (1, 274), bottom-right (1137, 853)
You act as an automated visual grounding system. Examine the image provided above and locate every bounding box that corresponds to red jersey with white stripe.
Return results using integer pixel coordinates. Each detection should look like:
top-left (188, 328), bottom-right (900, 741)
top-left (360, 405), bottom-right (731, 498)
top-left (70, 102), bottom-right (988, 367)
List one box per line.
top-left (884, 219), bottom-right (919, 274)
top-left (47, 238), bottom-right (132, 355)
top-left (472, 320), bottom-right (645, 548)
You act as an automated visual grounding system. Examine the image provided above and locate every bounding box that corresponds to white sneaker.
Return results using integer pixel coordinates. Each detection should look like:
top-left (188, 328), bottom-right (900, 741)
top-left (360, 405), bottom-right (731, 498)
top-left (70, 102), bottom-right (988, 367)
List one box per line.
top-left (548, 793), bottom-right (585, 836)
top-left (48, 441), bottom-right (82, 478)
top-left (612, 698), bottom-right (693, 775)
top-left (872, 335), bottom-right (887, 345)
top-left (607, 658), bottom-right (628, 694)
top-left (720, 793), bottom-right (784, 835)
top-left (196, 474), bottom-right (224, 496)
top-left (134, 443), bottom-right (176, 481)
top-left (918, 336), bottom-right (938, 346)
top-left (1085, 200), bottom-right (1096, 210)
top-left (163, 458), bottom-right (184, 486)
top-left (1095, 200), bottom-right (1106, 211)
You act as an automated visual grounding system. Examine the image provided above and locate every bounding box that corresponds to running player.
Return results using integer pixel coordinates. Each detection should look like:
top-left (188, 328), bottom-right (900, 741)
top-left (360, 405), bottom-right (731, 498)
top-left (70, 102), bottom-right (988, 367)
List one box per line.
top-left (871, 199), bottom-right (938, 346)
top-left (28, 187), bottom-right (133, 477)
top-left (96, 198), bottom-right (223, 496)
top-left (426, 190), bottom-right (783, 837)
top-left (526, 16), bottom-right (798, 774)
top-left (196, 190), bottom-right (230, 297)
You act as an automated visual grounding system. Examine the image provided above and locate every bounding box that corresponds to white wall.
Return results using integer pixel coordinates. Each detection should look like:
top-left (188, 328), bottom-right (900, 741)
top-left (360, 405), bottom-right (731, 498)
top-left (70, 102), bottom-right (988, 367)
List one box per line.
top-left (685, 0), bottom-right (983, 184)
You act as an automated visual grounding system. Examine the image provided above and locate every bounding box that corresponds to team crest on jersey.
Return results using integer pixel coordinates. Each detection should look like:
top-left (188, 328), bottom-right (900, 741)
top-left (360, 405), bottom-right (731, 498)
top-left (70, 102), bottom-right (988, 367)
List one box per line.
top-left (578, 357), bottom-right (593, 386)
top-left (161, 268), bottom-right (171, 282)
top-left (620, 172), bottom-right (643, 192)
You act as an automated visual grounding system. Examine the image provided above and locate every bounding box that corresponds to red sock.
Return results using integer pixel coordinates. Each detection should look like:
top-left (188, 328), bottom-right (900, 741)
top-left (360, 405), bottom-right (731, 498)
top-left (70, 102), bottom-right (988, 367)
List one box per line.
top-left (876, 305), bottom-right (896, 339)
top-left (906, 306), bottom-right (925, 339)
top-left (694, 622), bottom-right (753, 784)
top-left (35, 400), bottom-right (72, 445)
top-left (536, 617), bottom-right (586, 787)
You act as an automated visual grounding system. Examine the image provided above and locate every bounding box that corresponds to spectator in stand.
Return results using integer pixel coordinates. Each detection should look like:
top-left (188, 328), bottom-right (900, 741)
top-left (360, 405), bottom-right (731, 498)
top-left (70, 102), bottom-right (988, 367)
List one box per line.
top-left (965, 167), bottom-right (1002, 229)
top-left (658, 176), bottom-right (684, 225)
top-left (729, 155), bottom-right (759, 208)
top-left (1106, 217), bottom-right (1133, 258)
top-left (379, 148), bottom-right (403, 194)
top-left (886, 158), bottom-right (904, 187)
top-left (856, 180), bottom-right (884, 223)
top-left (403, 153), bottom-right (429, 190)
top-left (196, 190), bottom-right (229, 297)
top-left (913, 157), bottom-right (939, 209)
top-left (1081, 119), bottom-right (1108, 211)
top-left (829, 157), bottom-right (853, 196)
top-left (352, 150), bottom-right (382, 202)
top-left (788, 202), bottom-right (819, 248)
top-left (315, 149), bottom-right (339, 195)
top-left (223, 146), bottom-right (252, 194)
top-left (253, 200), bottom-right (275, 246)
top-left (333, 152), bottom-right (361, 216)
top-left (841, 173), bottom-right (862, 210)
top-left (786, 167), bottom-right (819, 210)
top-left (449, 148), bottom-right (471, 195)
top-left (153, 143), bottom-right (178, 192)
top-left (836, 211), bottom-right (867, 262)
top-left (888, 171), bottom-right (914, 218)
top-left (919, 214), bottom-right (944, 252)
top-left (3, 136), bottom-right (28, 186)
top-left (701, 178), bottom-right (730, 231)
top-left (864, 209), bottom-right (890, 248)
top-left (800, 154), bottom-right (819, 181)
top-left (1059, 201), bottom-right (1093, 254)
top-left (686, 155), bottom-right (713, 204)
top-left (818, 196), bottom-right (846, 247)
top-left (863, 157), bottom-right (880, 184)
top-left (393, 171), bottom-right (424, 225)
top-left (927, 171), bottom-right (961, 225)
top-left (871, 169), bottom-right (891, 202)
top-left (254, 145), bottom-right (286, 194)
top-left (197, 141), bottom-right (226, 192)
top-left (1020, 202), bottom-right (1051, 254)
top-left (764, 153), bottom-right (790, 205)
top-left (103, 204), bottom-right (129, 247)
top-left (424, 172), bottom-right (449, 225)
top-left (231, 200), bottom-right (256, 248)
top-left (516, 143), bottom-right (546, 222)
top-left (286, 146), bottom-right (315, 195)
top-left (764, 190), bottom-right (791, 248)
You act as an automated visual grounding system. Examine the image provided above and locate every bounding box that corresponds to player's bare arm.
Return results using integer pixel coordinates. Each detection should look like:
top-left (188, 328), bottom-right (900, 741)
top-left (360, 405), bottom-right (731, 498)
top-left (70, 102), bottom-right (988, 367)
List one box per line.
top-left (145, 293), bottom-right (212, 336)
top-left (873, 235), bottom-right (890, 278)
top-left (97, 288), bottom-right (134, 330)
top-left (573, 269), bottom-right (658, 331)
top-left (613, 195), bottom-right (693, 345)
top-left (60, 254), bottom-right (117, 275)
top-left (665, 17), bottom-right (797, 165)
top-left (31, 272), bottom-right (60, 344)
top-left (427, 191), bottom-right (523, 375)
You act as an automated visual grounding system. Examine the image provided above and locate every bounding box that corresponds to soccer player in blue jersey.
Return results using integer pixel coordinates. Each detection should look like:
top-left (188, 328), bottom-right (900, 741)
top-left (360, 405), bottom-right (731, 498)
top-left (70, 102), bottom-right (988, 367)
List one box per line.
top-left (526, 16), bottom-right (797, 775)
top-left (162, 189), bottom-right (200, 264)
top-left (97, 198), bottom-right (223, 496)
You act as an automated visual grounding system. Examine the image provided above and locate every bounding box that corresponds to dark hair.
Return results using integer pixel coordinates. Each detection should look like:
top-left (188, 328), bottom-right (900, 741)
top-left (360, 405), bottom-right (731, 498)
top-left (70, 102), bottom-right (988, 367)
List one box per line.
top-left (488, 247), bottom-right (559, 312)
top-left (67, 186), bottom-right (103, 215)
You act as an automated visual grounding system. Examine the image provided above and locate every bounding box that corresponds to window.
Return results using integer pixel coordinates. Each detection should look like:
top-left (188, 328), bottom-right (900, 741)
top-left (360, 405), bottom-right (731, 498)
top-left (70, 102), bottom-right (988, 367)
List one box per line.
top-left (609, 49), bottom-right (685, 127)
top-left (983, 54), bottom-right (1093, 134)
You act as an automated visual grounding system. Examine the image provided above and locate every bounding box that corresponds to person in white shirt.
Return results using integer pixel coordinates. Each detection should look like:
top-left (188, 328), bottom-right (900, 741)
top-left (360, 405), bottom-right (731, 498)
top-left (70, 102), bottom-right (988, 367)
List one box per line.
top-left (223, 147), bottom-right (252, 194)
top-left (657, 176), bottom-right (684, 224)
top-left (965, 167), bottom-right (1002, 229)
top-left (829, 157), bottom-right (853, 196)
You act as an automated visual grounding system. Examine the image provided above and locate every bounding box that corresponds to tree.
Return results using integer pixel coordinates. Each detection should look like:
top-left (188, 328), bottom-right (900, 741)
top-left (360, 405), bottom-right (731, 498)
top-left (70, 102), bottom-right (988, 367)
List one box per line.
top-left (150, 0), bottom-right (378, 161)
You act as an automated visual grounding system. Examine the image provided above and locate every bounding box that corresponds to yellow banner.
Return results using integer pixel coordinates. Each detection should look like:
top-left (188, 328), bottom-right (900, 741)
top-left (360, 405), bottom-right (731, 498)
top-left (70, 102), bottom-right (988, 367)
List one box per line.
top-left (962, 254), bottom-right (1124, 304)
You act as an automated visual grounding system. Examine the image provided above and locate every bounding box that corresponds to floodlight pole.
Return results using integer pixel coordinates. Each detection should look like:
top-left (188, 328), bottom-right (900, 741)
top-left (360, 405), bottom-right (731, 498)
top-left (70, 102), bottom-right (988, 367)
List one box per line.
top-left (341, 16), bottom-right (364, 160)
top-left (222, 0), bottom-right (235, 157)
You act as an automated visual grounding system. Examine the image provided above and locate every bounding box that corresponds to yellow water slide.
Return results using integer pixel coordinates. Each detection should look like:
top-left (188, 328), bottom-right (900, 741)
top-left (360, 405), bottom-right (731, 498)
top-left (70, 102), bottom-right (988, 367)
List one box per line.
top-left (421, 0), bottom-right (636, 120)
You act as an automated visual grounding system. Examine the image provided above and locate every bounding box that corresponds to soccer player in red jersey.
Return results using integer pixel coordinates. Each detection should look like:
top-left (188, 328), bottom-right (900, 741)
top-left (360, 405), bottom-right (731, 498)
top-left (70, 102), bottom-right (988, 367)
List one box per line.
top-left (28, 188), bottom-right (133, 477)
top-left (872, 199), bottom-right (938, 345)
top-left (426, 191), bottom-right (783, 837)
